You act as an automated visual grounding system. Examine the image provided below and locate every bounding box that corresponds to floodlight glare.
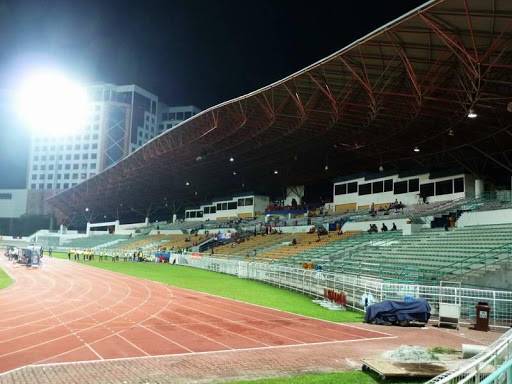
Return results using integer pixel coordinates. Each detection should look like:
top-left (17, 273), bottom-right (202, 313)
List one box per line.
top-left (16, 70), bottom-right (89, 136)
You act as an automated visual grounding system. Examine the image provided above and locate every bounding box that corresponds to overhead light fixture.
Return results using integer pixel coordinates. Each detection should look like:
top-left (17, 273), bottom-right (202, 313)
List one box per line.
top-left (448, 129), bottom-right (454, 137)
top-left (229, 157), bottom-right (235, 162)
top-left (195, 155), bottom-right (203, 162)
top-left (273, 170), bottom-right (279, 175)
top-left (324, 165), bottom-right (329, 171)
top-left (185, 181), bottom-right (190, 186)
top-left (16, 69), bottom-right (89, 137)
top-left (232, 171), bottom-right (237, 176)
top-left (467, 108), bottom-right (477, 119)
top-left (413, 146), bottom-right (420, 153)
top-left (378, 165), bottom-right (384, 172)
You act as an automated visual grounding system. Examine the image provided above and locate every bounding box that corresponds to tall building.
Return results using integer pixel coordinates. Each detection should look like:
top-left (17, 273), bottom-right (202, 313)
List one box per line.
top-left (157, 104), bottom-right (201, 134)
top-left (26, 84), bottom-right (200, 192)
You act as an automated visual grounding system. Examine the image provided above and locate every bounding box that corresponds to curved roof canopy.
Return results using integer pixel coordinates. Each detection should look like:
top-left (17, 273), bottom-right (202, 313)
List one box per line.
top-left (50, 0), bottom-right (512, 222)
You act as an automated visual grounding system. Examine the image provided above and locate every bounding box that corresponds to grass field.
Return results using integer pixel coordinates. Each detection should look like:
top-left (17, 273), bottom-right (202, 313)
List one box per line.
top-left (0, 266), bottom-right (12, 289)
top-left (49, 251), bottom-right (363, 323)
top-left (228, 371), bottom-right (422, 384)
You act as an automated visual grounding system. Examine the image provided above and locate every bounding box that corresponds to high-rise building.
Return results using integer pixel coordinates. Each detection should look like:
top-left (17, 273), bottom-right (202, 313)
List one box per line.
top-left (157, 104), bottom-right (201, 134)
top-left (26, 84), bottom-right (200, 192)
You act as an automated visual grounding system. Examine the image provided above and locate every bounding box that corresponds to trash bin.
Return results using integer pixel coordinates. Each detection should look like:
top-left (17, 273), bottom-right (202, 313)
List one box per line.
top-left (475, 302), bottom-right (490, 331)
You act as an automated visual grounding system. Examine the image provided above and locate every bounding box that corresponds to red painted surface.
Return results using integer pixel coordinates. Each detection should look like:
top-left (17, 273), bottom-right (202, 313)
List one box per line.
top-left (0, 257), bottom-right (390, 374)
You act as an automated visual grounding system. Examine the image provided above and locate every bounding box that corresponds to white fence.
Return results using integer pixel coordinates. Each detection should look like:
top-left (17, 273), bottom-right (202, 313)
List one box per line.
top-left (178, 254), bottom-right (512, 327)
top-left (427, 328), bottom-right (512, 384)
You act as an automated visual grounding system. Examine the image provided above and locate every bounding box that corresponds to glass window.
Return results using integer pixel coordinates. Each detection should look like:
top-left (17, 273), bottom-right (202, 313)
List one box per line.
top-left (176, 112), bottom-right (184, 120)
top-left (185, 211), bottom-right (190, 218)
top-left (39, 174), bottom-right (44, 180)
top-left (32, 165), bottom-right (38, 170)
top-left (394, 181), bottom-right (408, 194)
top-left (334, 184), bottom-right (347, 195)
top-left (48, 174), bottom-right (53, 179)
top-left (245, 198), bottom-right (253, 206)
top-left (228, 202), bottom-right (237, 210)
top-left (65, 164), bottom-right (71, 170)
top-left (63, 183), bottom-right (69, 189)
top-left (454, 177), bottom-right (464, 193)
top-left (31, 184), bottom-right (36, 189)
top-left (38, 183), bottom-right (43, 189)
top-left (204, 207), bottom-right (210, 214)
top-left (169, 112), bottom-right (176, 120)
top-left (57, 174), bottom-right (61, 179)
top-left (74, 154), bottom-right (79, 160)
top-left (91, 153), bottom-right (97, 159)
top-left (31, 175), bottom-right (37, 180)
top-left (408, 178), bottom-right (419, 192)
top-left (237, 198), bottom-right (245, 207)
top-left (347, 182), bottom-right (358, 194)
top-left (73, 164), bottom-right (79, 169)
top-left (90, 163), bottom-right (96, 169)
top-left (358, 183), bottom-right (371, 195)
top-left (197, 211), bottom-right (203, 218)
top-left (56, 184), bottom-right (61, 189)
top-left (384, 179), bottom-right (393, 192)
top-left (210, 206), bottom-right (216, 213)
top-left (64, 174), bottom-right (70, 179)
top-left (40, 165), bottom-right (46, 170)
top-left (436, 179), bottom-right (453, 195)
top-left (216, 203), bottom-right (222, 211)
top-left (420, 182), bottom-right (435, 197)
top-left (47, 183), bottom-right (52, 189)
top-left (221, 202), bottom-right (228, 210)
top-left (372, 181), bottom-right (383, 194)
top-left (92, 144), bottom-right (98, 149)
top-left (184, 111), bottom-right (192, 119)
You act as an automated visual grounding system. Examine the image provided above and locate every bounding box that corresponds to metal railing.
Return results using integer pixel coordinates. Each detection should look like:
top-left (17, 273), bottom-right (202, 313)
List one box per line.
top-left (178, 253), bottom-right (512, 327)
top-left (427, 328), bottom-right (512, 384)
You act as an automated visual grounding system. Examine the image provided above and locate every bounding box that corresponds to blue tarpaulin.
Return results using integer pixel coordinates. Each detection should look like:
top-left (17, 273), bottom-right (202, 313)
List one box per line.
top-left (364, 298), bottom-right (431, 326)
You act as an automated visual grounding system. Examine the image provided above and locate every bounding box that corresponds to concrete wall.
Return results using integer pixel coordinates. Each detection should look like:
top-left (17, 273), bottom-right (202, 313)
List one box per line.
top-left (0, 189), bottom-right (28, 218)
top-left (464, 263), bottom-right (512, 290)
top-left (457, 209), bottom-right (512, 227)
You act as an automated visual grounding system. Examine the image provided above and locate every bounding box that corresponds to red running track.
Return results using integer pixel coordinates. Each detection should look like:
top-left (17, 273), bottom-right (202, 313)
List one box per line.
top-left (0, 256), bottom-right (391, 374)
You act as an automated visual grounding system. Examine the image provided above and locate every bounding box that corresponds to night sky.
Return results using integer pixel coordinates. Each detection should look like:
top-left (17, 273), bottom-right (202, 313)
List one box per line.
top-left (0, 0), bottom-right (425, 188)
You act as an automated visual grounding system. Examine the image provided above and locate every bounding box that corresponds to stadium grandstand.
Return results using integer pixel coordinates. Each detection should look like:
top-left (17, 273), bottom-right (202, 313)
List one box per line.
top-left (1, 1), bottom-right (512, 383)
top-left (39, 0), bottom-right (512, 288)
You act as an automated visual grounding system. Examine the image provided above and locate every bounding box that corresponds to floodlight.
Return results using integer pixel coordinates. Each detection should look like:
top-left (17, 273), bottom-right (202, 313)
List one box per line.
top-left (15, 70), bottom-right (89, 136)
top-left (413, 146), bottom-right (420, 153)
top-left (467, 108), bottom-right (477, 119)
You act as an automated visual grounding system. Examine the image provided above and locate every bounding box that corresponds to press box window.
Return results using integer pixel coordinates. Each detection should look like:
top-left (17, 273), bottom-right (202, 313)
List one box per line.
top-left (227, 202), bottom-right (237, 210)
top-left (408, 178), bottom-right (419, 192)
top-left (384, 179), bottom-right (393, 192)
top-left (358, 183), bottom-right (371, 195)
top-left (334, 184), bottom-right (347, 195)
top-left (372, 181), bottom-right (383, 194)
top-left (436, 179), bottom-right (453, 195)
top-left (347, 182), bottom-right (358, 194)
top-left (394, 181), bottom-right (408, 194)
top-left (454, 177), bottom-right (464, 193)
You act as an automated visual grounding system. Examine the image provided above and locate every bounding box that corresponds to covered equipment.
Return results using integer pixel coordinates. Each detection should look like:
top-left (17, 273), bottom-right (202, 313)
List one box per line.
top-left (365, 298), bottom-right (431, 326)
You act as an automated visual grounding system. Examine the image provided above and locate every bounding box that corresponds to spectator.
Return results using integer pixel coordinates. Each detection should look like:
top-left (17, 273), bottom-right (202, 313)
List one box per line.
top-left (391, 223), bottom-right (397, 231)
top-left (381, 223), bottom-right (388, 232)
